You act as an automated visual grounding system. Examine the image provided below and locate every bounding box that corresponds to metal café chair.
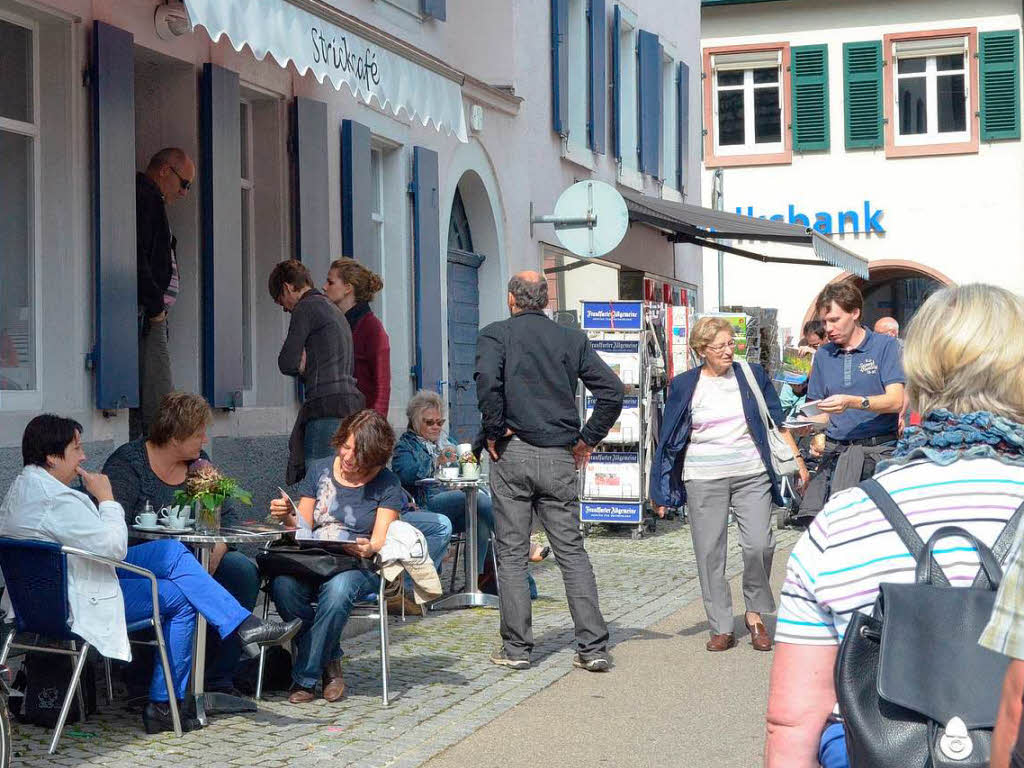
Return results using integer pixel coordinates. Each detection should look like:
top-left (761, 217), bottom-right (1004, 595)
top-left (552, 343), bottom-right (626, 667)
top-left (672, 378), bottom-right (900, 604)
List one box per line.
top-left (255, 558), bottom-right (392, 707)
top-left (0, 538), bottom-right (182, 753)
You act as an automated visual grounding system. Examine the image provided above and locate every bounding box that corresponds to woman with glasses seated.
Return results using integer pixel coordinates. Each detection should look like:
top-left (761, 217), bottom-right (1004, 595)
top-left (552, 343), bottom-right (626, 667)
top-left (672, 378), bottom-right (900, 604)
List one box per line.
top-left (651, 317), bottom-right (807, 654)
top-left (268, 410), bottom-right (403, 704)
top-left (0, 415), bottom-right (300, 733)
top-left (392, 391), bottom-right (547, 596)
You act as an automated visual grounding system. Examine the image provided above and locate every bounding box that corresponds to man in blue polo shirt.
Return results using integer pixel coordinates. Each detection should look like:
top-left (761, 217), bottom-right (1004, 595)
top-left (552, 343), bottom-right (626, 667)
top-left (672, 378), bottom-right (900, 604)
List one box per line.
top-left (801, 282), bottom-right (905, 513)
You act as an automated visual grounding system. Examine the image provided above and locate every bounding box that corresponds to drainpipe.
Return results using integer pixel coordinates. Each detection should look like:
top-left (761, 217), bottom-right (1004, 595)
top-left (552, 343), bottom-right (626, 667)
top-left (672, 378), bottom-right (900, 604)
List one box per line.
top-left (711, 168), bottom-right (725, 308)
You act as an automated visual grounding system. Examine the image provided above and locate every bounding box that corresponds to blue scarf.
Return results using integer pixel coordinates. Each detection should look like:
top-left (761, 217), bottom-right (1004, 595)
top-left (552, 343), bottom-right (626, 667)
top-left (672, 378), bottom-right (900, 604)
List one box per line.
top-left (882, 409), bottom-right (1024, 469)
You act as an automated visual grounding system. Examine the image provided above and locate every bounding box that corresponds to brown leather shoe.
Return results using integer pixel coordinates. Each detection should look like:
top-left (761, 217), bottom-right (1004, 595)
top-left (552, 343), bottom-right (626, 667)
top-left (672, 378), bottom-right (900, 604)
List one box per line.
top-left (288, 684), bottom-right (317, 704)
top-left (706, 633), bottom-right (737, 652)
top-left (746, 619), bottom-right (773, 652)
top-left (386, 593), bottom-right (423, 617)
top-left (322, 660), bottom-right (346, 702)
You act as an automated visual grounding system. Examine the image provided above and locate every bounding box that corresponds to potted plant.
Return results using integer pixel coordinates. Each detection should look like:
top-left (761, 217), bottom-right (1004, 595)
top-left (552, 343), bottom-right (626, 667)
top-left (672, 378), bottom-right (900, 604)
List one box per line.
top-left (460, 451), bottom-right (480, 480)
top-left (174, 459), bottom-right (253, 533)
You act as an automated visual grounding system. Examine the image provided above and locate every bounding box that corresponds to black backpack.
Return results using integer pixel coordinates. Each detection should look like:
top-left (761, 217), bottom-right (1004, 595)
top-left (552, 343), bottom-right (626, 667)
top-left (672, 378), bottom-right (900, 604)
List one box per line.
top-left (835, 477), bottom-right (1024, 768)
top-left (12, 650), bottom-right (97, 728)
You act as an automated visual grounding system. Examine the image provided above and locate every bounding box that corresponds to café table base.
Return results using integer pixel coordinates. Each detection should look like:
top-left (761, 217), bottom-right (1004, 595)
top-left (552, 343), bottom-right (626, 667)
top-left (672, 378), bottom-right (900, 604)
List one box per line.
top-left (428, 591), bottom-right (500, 611)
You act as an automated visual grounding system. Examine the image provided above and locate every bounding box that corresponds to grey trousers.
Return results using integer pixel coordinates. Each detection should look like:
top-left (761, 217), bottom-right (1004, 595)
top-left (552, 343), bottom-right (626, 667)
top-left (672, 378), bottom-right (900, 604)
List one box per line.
top-left (130, 318), bottom-right (172, 440)
top-left (490, 437), bottom-right (608, 659)
top-left (684, 472), bottom-right (776, 636)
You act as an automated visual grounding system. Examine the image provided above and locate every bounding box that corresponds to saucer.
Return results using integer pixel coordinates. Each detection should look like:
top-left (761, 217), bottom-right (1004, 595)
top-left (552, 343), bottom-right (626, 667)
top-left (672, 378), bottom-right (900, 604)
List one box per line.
top-left (132, 524), bottom-right (168, 533)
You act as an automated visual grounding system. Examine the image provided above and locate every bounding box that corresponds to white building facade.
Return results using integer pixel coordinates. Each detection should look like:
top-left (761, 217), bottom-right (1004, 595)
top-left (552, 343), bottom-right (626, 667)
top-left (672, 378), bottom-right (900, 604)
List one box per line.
top-left (700, 0), bottom-right (1024, 338)
top-left (0, 0), bottom-right (702, 500)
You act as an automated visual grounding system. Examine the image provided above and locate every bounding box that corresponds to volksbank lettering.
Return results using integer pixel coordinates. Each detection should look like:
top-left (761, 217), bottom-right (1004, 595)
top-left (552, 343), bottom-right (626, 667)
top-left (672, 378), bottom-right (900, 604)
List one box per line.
top-left (735, 201), bottom-right (885, 235)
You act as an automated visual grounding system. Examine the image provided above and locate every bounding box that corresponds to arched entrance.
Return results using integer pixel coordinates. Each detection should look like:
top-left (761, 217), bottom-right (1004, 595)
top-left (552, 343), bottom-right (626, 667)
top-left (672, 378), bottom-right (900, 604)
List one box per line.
top-left (446, 172), bottom-right (498, 442)
top-left (802, 260), bottom-right (953, 333)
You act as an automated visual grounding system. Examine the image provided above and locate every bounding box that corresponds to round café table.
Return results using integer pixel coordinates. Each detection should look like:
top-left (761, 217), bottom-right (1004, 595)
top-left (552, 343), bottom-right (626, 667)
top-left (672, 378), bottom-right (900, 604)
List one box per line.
top-left (131, 524), bottom-right (290, 725)
top-left (416, 476), bottom-right (499, 611)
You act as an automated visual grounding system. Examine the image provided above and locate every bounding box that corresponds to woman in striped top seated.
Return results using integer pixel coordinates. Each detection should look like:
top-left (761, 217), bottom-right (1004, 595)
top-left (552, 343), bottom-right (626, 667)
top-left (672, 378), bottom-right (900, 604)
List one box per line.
top-left (651, 316), bottom-right (807, 653)
top-left (766, 283), bottom-right (1024, 767)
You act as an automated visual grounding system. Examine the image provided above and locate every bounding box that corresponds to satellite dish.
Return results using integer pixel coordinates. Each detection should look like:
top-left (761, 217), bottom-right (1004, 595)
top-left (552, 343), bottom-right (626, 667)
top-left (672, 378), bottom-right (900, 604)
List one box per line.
top-left (533, 180), bottom-right (629, 259)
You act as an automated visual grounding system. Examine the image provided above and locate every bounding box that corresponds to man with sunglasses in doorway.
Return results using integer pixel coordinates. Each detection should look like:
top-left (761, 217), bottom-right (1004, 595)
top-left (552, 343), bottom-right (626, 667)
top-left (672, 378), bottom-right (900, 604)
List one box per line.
top-left (132, 148), bottom-right (195, 440)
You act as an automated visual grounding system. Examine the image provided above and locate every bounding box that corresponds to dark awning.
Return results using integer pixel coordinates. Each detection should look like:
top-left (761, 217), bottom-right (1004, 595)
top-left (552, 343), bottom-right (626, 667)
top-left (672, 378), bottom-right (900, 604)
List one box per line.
top-left (620, 189), bottom-right (870, 279)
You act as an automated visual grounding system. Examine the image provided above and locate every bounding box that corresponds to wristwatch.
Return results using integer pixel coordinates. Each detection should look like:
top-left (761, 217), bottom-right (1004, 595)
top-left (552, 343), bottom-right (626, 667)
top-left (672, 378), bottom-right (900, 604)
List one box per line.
top-left (860, 396), bottom-right (870, 410)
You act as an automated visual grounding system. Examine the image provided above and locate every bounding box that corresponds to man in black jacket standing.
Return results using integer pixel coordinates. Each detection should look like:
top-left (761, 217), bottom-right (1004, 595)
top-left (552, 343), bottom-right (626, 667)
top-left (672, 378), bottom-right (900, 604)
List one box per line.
top-left (476, 271), bottom-right (623, 672)
top-left (132, 148), bottom-right (195, 439)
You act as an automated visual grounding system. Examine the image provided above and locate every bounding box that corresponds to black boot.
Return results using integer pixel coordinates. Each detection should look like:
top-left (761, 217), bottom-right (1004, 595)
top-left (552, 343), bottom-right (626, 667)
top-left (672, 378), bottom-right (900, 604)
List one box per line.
top-left (236, 615), bottom-right (303, 658)
top-left (142, 700), bottom-right (200, 734)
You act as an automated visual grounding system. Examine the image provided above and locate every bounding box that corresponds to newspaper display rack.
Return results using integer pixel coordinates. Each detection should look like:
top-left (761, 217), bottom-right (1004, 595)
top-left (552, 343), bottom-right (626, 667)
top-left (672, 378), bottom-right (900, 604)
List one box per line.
top-left (578, 300), bottom-right (667, 539)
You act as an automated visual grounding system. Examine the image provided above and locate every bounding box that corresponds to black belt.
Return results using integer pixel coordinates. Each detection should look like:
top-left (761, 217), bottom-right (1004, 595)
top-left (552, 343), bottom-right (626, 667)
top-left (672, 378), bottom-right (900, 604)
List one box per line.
top-left (829, 433), bottom-right (898, 448)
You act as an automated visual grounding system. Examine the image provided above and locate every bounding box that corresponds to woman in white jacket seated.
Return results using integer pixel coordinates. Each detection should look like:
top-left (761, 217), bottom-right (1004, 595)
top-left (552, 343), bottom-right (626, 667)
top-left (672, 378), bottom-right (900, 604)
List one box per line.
top-left (0, 415), bottom-right (302, 734)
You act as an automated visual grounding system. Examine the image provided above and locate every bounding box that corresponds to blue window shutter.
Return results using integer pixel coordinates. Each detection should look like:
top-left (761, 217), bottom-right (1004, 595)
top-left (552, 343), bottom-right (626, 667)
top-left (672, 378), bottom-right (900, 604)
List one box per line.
top-left (677, 61), bottom-right (689, 193)
top-left (421, 0), bottom-right (446, 21)
top-left (412, 147), bottom-right (443, 393)
top-left (587, 0), bottom-right (607, 153)
top-left (340, 119), bottom-right (372, 263)
top-left (91, 21), bottom-right (138, 410)
top-left (637, 30), bottom-right (661, 177)
top-left (293, 98), bottom-right (331, 283)
top-left (200, 64), bottom-right (243, 409)
top-left (612, 4), bottom-right (621, 159)
top-left (550, 0), bottom-right (568, 135)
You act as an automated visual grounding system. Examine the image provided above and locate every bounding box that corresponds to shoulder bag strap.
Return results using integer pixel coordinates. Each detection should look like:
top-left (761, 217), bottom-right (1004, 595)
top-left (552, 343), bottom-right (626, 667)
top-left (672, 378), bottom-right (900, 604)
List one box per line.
top-left (970, 497), bottom-right (1024, 588)
top-left (738, 362), bottom-right (775, 433)
top-left (859, 477), bottom-right (951, 587)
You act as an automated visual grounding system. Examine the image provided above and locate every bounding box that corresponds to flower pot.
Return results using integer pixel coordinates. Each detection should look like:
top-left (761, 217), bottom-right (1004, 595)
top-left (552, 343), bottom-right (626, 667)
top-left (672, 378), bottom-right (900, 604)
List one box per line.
top-left (194, 500), bottom-right (222, 534)
top-left (460, 463), bottom-right (480, 480)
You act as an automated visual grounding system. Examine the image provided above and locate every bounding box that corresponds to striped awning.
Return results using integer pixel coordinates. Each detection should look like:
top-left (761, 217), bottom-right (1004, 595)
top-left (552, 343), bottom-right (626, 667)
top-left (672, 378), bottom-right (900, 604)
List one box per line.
top-left (620, 189), bottom-right (870, 279)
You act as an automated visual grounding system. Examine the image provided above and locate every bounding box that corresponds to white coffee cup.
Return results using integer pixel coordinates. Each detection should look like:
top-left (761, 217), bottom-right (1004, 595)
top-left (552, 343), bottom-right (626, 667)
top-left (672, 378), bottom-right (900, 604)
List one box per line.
top-left (439, 466), bottom-right (460, 480)
top-left (158, 505), bottom-right (179, 523)
top-left (135, 512), bottom-right (157, 527)
top-left (165, 514), bottom-right (188, 530)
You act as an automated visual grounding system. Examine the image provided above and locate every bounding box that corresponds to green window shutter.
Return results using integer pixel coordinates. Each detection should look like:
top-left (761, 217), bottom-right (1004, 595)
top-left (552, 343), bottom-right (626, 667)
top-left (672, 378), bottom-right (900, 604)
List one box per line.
top-left (791, 44), bottom-right (830, 151)
top-left (980, 30), bottom-right (1021, 141)
top-left (843, 40), bottom-right (883, 149)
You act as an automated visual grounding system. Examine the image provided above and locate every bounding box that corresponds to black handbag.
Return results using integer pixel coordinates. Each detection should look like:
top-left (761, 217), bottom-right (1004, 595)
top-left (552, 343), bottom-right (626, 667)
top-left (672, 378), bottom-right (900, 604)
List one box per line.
top-left (255, 539), bottom-right (373, 582)
top-left (835, 478), bottom-right (1024, 768)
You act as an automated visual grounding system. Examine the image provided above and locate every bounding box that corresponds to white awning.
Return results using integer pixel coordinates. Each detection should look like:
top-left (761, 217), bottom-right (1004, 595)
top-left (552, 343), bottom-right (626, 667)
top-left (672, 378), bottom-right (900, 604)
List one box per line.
top-left (183, 0), bottom-right (468, 142)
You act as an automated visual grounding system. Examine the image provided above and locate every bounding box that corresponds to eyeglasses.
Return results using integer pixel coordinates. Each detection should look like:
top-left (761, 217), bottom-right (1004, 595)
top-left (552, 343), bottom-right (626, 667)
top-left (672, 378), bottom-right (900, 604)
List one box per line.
top-left (706, 340), bottom-right (737, 353)
top-left (169, 165), bottom-right (192, 191)
top-left (422, 418), bottom-right (446, 427)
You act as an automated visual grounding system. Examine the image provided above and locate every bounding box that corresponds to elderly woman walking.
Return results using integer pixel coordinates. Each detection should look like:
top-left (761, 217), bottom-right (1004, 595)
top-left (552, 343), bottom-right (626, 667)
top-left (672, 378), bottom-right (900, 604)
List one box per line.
top-left (651, 316), bottom-right (807, 652)
top-left (766, 284), bottom-right (1024, 768)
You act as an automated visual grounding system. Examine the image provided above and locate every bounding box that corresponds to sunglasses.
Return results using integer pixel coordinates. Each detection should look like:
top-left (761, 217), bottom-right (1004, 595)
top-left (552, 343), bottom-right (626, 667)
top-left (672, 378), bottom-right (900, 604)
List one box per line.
top-left (169, 165), bottom-right (192, 191)
top-left (422, 418), bottom-right (446, 427)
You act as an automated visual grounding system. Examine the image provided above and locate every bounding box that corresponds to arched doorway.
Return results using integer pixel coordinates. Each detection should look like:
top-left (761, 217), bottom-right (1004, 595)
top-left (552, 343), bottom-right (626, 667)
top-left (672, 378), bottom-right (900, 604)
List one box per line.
top-left (803, 260), bottom-right (953, 333)
top-left (446, 186), bottom-right (486, 442)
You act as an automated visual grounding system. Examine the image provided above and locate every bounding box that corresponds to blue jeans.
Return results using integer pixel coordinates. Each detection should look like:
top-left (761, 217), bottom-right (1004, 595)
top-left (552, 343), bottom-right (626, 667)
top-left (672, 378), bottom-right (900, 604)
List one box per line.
top-left (270, 569), bottom-right (380, 689)
top-left (400, 510), bottom-right (452, 592)
top-left (428, 490), bottom-right (494, 573)
top-left (119, 540), bottom-right (251, 701)
top-left (304, 417), bottom-right (342, 465)
top-left (206, 550), bottom-right (261, 690)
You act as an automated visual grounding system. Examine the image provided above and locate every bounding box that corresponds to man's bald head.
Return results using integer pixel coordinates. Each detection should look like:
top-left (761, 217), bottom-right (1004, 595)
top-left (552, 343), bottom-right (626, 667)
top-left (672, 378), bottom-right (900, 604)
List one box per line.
top-left (873, 317), bottom-right (899, 338)
top-left (507, 271), bottom-right (549, 314)
top-left (145, 147), bottom-right (195, 204)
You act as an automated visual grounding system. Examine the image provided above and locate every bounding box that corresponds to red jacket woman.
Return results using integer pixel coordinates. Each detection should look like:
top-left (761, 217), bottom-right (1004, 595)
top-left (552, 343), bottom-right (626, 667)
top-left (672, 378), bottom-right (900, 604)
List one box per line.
top-left (323, 259), bottom-right (391, 416)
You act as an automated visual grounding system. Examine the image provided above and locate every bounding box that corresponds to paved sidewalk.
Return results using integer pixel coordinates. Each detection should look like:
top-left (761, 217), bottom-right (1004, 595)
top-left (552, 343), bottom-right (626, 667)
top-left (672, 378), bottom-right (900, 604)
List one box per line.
top-left (9, 517), bottom-right (800, 767)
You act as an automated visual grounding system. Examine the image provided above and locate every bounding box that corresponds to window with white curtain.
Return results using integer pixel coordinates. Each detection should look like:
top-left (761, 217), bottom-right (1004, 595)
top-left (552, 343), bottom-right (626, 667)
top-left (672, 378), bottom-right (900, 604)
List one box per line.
top-left (0, 11), bottom-right (39, 397)
top-left (893, 37), bottom-right (969, 146)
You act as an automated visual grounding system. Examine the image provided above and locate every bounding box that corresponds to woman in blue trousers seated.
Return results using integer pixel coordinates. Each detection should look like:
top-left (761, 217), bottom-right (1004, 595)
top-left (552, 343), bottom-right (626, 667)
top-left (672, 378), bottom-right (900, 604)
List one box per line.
top-left (268, 410), bottom-right (404, 704)
top-left (392, 391), bottom-right (547, 597)
top-left (0, 415), bottom-right (301, 733)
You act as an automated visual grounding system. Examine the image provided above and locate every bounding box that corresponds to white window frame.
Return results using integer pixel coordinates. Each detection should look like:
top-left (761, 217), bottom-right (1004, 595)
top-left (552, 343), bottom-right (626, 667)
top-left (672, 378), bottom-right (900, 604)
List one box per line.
top-left (239, 96), bottom-right (256, 393)
top-left (0, 7), bottom-right (42, 410)
top-left (376, 0), bottom-right (422, 19)
top-left (661, 43), bottom-right (679, 194)
top-left (711, 50), bottom-right (784, 157)
top-left (892, 37), bottom-right (970, 147)
top-left (370, 145), bottom-right (385, 279)
top-left (616, 5), bottom-right (642, 188)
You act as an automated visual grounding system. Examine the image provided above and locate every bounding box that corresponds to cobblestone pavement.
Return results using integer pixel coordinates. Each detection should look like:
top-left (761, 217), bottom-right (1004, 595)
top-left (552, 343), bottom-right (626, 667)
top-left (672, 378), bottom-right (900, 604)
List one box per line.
top-left (9, 518), bottom-right (800, 767)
